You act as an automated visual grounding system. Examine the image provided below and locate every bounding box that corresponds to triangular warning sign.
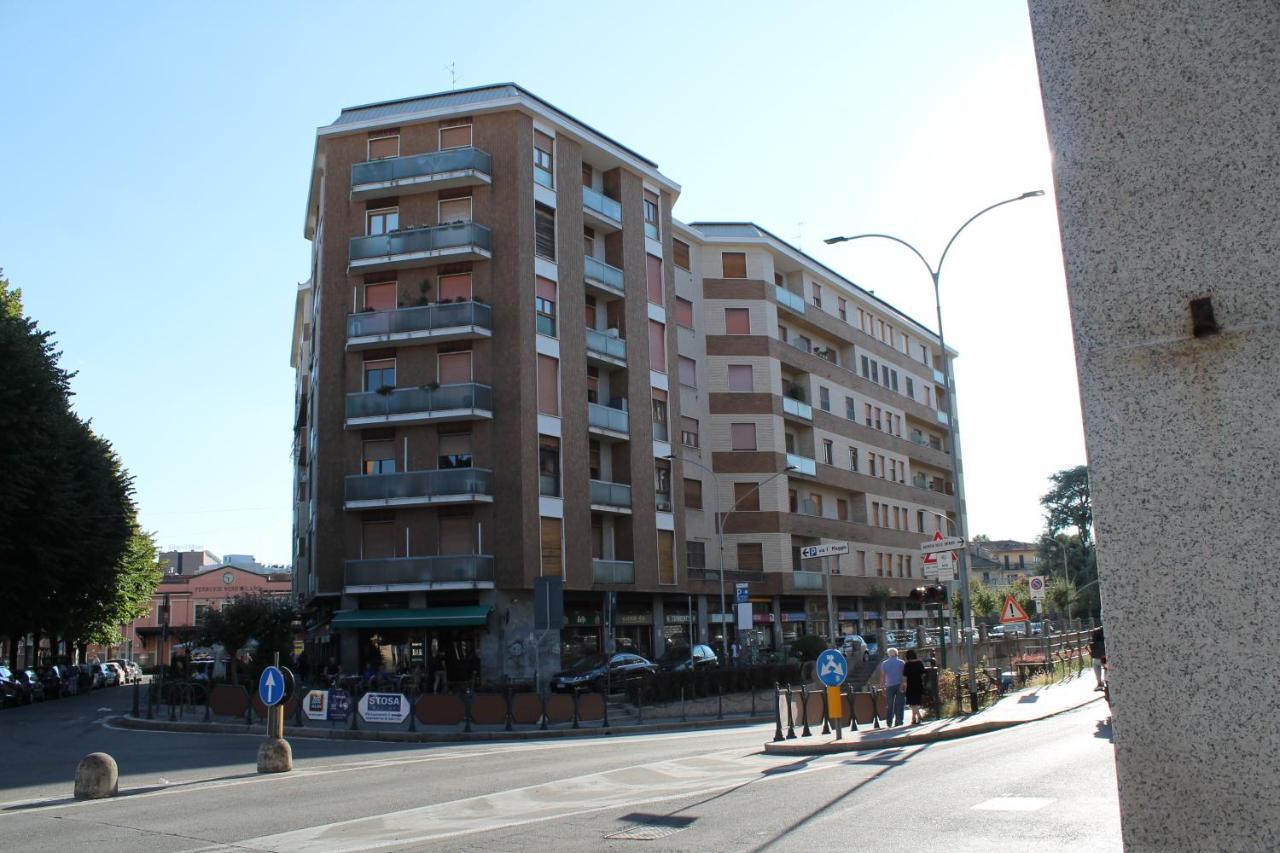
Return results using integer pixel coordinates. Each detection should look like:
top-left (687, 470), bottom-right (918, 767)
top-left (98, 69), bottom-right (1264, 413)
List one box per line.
top-left (922, 531), bottom-right (944, 565)
top-left (1000, 595), bottom-right (1030, 623)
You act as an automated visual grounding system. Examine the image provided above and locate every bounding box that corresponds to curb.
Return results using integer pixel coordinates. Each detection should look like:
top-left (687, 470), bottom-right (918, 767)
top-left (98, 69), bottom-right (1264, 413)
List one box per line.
top-left (762, 694), bottom-right (1103, 755)
top-left (111, 713), bottom-right (774, 743)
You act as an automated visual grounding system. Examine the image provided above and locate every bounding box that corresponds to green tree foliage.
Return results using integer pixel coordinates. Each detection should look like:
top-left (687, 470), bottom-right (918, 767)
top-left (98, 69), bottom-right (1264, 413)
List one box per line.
top-left (971, 533), bottom-right (991, 544)
top-left (198, 594), bottom-right (299, 685)
top-left (1040, 465), bottom-right (1093, 545)
top-left (1047, 577), bottom-right (1076, 615)
top-left (790, 633), bottom-right (828, 662)
top-left (969, 581), bottom-right (1000, 619)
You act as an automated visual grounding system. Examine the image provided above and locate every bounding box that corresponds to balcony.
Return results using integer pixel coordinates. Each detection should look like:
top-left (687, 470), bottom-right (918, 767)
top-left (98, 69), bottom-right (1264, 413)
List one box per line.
top-left (792, 571), bottom-right (825, 590)
top-left (775, 285), bottom-right (805, 314)
top-left (588, 402), bottom-right (629, 438)
top-left (350, 148), bottom-right (492, 202)
top-left (347, 301), bottom-right (492, 350)
top-left (655, 492), bottom-right (673, 513)
top-left (589, 480), bottom-right (633, 513)
top-left (908, 431), bottom-right (946, 453)
top-left (592, 559), bottom-right (635, 584)
top-left (344, 468), bottom-right (493, 509)
top-left (585, 327), bottom-right (627, 366)
top-left (349, 222), bottom-right (492, 273)
top-left (582, 186), bottom-right (622, 232)
top-left (782, 396), bottom-right (813, 420)
top-left (584, 256), bottom-right (625, 298)
top-left (786, 453), bottom-right (817, 477)
top-left (344, 555), bottom-right (494, 590)
top-left (936, 410), bottom-right (950, 426)
top-left (345, 383), bottom-right (493, 428)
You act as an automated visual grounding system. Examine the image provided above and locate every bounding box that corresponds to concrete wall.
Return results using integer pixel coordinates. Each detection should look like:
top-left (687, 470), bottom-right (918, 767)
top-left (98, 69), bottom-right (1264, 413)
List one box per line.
top-left (1028, 3), bottom-right (1280, 849)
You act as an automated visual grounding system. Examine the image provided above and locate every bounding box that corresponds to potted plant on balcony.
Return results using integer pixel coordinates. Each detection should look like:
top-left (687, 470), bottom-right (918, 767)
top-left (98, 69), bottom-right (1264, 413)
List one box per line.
top-left (415, 279), bottom-right (432, 307)
top-left (375, 384), bottom-right (394, 396)
top-left (786, 382), bottom-right (807, 403)
top-left (422, 381), bottom-right (440, 392)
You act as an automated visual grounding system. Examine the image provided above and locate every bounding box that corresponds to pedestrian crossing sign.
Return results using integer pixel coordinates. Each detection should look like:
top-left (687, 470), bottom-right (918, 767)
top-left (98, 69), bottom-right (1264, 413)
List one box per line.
top-left (1000, 595), bottom-right (1030, 624)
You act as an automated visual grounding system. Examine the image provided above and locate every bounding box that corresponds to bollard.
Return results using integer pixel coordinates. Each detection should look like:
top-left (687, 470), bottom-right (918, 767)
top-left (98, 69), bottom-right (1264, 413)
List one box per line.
top-left (680, 687), bottom-right (687, 723)
top-left (539, 692), bottom-right (548, 731)
top-left (845, 683), bottom-right (858, 731)
top-left (294, 693), bottom-right (303, 728)
top-left (820, 687), bottom-right (831, 735)
top-left (717, 674), bottom-right (723, 721)
top-left (872, 687), bottom-right (881, 729)
top-left (505, 684), bottom-right (513, 732)
top-left (772, 685), bottom-right (785, 742)
top-left (74, 753), bottom-right (119, 800)
top-left (571, 690), bottom-right (580, 730)
top-left (131, 680), bottom-right (140, 718)
top-left (464, 688), bottom-right (474, 733)
top-left (349, 706), bottom-right (358, 730)
top-left (800, 685), bottom-right (812, 737)
top-left (785, 685), bottom-right (797, 739)
top-left (256, 738), bottom-right (292, 774)
top-left (146, 682), bottom-right (154, 720)
top-left (204, 693), bottom-right (212, 723)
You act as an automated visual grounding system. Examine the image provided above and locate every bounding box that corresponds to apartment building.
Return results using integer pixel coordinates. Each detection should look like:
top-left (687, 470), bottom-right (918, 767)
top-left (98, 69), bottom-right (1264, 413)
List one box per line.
top-left (291, 84), bottom-right (964, 684)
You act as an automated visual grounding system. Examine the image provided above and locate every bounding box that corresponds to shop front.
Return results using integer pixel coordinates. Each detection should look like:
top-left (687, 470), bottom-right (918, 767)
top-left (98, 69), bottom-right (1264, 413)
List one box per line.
top-left (561, 606), bottom-right (602, 664)
top-left (613, 608), bottom-right (653, 658)
top-left (329, 604), bottom-right (491, 689)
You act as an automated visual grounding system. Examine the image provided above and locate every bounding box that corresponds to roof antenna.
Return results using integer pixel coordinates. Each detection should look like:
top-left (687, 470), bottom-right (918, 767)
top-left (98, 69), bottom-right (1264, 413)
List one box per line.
top-left (444, 61), bottom-right (458, 90)
top-left (795, 220), bottom-right (805, 251)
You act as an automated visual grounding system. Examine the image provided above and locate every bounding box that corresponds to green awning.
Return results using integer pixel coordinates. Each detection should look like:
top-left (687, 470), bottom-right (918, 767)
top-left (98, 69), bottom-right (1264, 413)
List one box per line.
top-left (330, 606), bottom-right (491, 630)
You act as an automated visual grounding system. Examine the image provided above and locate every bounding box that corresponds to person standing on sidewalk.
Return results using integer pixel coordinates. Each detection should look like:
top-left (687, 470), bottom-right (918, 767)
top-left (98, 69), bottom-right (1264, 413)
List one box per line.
top-left (1089, 628), bottom-right (1106, 692)
top-left (902, 649), bottom-right (926, 725)
top-left (878, 647), bottom-right (906, 726)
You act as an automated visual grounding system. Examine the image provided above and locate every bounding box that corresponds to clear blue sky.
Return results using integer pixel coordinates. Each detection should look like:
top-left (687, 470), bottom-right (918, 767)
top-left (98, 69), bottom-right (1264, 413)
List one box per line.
top-left (0, 1), bottom-right (1084, 564)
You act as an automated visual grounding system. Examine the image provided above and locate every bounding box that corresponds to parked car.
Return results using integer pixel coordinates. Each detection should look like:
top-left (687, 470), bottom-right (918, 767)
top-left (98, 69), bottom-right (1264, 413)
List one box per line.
top-left (0, 666), bottom-right (22, 707)
top-left (39, 666), bottom-right (72, 698)
top-left (103, 662), bottom-right (126, 686)
top-left (66, 663), bottom-right (95, 692)
top-left (110, 659), bottom-right (140, 684)
top-left (13, 669), bottom-right (45, 703)
top-left (988, 624), bottom-right (1007, 639)
top-left (861, 635), bottom-right (880, 657)
top-left (656, 644), bottom-right (718, 672)
top-left (841, 635), bottom-right (869, 661)
top-left (86, 662), bottom-right (114, 688)
top-left (551, 653), bottom-right (657, 693)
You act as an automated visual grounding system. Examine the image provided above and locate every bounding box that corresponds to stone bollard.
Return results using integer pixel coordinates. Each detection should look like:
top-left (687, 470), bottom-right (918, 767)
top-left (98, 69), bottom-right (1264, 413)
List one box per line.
top-left (257, 738), bottom-right (293, 774)
top-left (74, 753), bottom-right (119, 800)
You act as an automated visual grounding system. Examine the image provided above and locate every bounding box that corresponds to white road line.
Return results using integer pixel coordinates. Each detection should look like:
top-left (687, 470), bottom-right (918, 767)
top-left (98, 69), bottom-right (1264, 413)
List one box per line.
top-left (972, 796), bottom-right (1055, 811)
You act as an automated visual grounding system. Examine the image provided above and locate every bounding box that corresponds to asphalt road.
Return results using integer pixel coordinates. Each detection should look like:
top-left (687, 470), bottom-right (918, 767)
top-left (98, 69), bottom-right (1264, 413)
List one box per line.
top-left (0, 684), bottom-right (1121, 852)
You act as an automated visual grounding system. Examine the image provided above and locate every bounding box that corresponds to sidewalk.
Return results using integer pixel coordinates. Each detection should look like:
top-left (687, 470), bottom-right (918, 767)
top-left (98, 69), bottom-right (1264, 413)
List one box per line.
top-left (763, 671), bottom-right (1103, 755)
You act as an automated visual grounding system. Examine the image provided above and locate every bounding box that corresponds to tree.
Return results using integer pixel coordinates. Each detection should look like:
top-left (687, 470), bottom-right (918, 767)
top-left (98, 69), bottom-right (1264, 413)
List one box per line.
top-left (969, 581), bottom-right (999, 620)
top-left (1040, 465), bottom-right (1092, 546)
top-left (971, 534), bottom-right (991, 544)
top-left (1048, 577), bottom-right (1076, 616)
top-left (198, 594), bottom-right (298, 685)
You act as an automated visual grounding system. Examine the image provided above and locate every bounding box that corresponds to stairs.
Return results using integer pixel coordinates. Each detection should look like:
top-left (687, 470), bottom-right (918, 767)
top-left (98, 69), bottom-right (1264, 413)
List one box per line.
top-left (848, 654), bottom-right (882, 691)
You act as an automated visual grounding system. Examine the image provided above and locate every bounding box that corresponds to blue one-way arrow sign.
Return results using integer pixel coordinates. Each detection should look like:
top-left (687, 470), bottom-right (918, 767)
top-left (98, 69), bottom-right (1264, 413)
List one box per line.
top-left (259, 665), bottom-right (285, 706)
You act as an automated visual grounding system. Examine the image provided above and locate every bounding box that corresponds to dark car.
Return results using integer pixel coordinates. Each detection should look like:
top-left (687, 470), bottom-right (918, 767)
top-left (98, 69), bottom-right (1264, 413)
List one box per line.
top-left (0, 666), bottom-right (21, 707)
top-left (656, 644), bottom-right (719, 672)
top-left (551, 653), bottom-right (657, 693)
top-left (39, 666), bottom-right (71, 699)
top-left (13, 669), bottom-right (45, 703)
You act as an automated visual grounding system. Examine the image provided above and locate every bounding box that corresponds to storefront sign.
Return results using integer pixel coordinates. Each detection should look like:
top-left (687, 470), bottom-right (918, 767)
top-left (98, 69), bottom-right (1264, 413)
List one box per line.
top-left (358, 691), bottom-right (410, 724)
top-left (752, 613), bottom-right (775, 624)
top-left (566, 611), bottom-right (601, 626)
top-left (616, 613), bottom-right (651, 626)
top-left (837, 611), bottom-right (860, 620)
top-left (780, 612), bottom-right (808, 623)
top-left (303, 689), bottom-right (329, 721)
top-left (664, 613), bottom-right (691, 624)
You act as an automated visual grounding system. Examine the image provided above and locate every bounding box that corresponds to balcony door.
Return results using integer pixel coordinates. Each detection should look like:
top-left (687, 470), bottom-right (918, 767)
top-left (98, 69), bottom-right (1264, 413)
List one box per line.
top-left (439, 514), bottom-right (475, 555)
top-left (362, 521), bottom-right (396, 559)
top-left (438, 351), bottom-right (472, 385)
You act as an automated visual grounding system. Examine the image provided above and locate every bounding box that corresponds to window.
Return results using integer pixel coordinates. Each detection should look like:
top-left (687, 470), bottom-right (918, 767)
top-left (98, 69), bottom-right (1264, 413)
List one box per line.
top-left (438, 350), bottom-right (472, 384)
top-left (652, 390), bottom-right (668, 440)
top-left (648, 320), bottom-right (667, 371)
top-left (809, 494), bottom-right (823, 516)
top-left (540, 517), bottom-right (562, 577)
top-left (890, 369), bottom-right (899, 393)
top-left (871, 501), bottom-right (881, 526)
top-left (725, 307), bottom-right (750, 335)
top-left (363, 521), bottom-right (396, 558)
top-left (438, 196), bottom-right (472, 224)
top-left (876, 553), bottom-right (885, 577)
top-left (675, 297), bottom-right (694, 329)
top-left (925, 386), bottom-right (933, 407)
top-left (535, 276), bottom-right (557, 337)
top-left (822, 439), bottom-right (833, 465)
top-left (683, 478), bottom-right (703, 510)
top-left (811, 283), bottom-right (822, 308)
top-left (439, 119), bottom-right (472, 150)
top-left (687, 541), bottom-right (706, 569)
top-left (730, 423), bottom-right (756, 451)
top-left (583, 226), bottom-right (595, 257)
top-left (733, 482), bottom-right (760, 511)
top-left (655, 461), bottom-right (672, 509)
top-left (673, 238), bottom-right (691, 270)
top-left (837, 498), bottom-right (849, 521)
top-left (363, 440), bottom-right (395, 475)
top-left (681, 417), bottom-right (699, 448)
top-left (788, 489), bottom-right (798, 512)
top-left (678, 356), bottom-right (697, 388)
top-left (721, 252), bottom-right (747, 278)
top-left (869, 454), bottom-right (877, 477)
top-left (819, 386), bottom-right (830, 411)
top-left (906, 377), bottom-right (915, 399)
top-left (881, 365), bottom-right (891, 387)
top-left (364, 358), bottom-right (395, 392)
top-left (646, 254), bottom-right (664, 305)
top-left (366, 207), bottom-right (398, 236)
top-left (737, 543), bottom-right (763, 572)
top-left (539, 436), bottom-right (560, 496)
top-left (917, 510), bottom-right (926, 532)
top-left (581, 162), bottom-right (593, 187)
top-left (537, 354), bottom-right (559, 416)
top-left (533, 131), bottom-right (554, 188)
top-left (893, 507), bottom-right (900, 529)
top-left (367, 132), bottom-right (399, 160)
top-left (643, 191), bottom-right (660, 240)
top-left (535, 203), bottom-right (556, 260)
top-left (845, 396), bottom-right (856, 420)
top-left (588, 439), bottom-right (601, 480)
top-left (364, 281), bottom-right (396, 311)
top-left (194, 604), bottom-right (213, 625)
top-left (438, 430), bottom-right (472, 469)
top-left (861, 355), bottom-right (870, 379)
top-left (439, 272), bottom-right (472, 301)
top-left (838, 297), bottom-right (847, 322)
top-left (727, 364), bottom-right (753, 392)
top-left (856, 550), bottom-right (866, 575)
top-left (885, 322), bottom-right (895, 346)
top-left (876, 318), bottom-right (885, 340)
top-left (849, 447), bottom-right (859, 471)
top-left (797, 335), bottom-right (811, 352)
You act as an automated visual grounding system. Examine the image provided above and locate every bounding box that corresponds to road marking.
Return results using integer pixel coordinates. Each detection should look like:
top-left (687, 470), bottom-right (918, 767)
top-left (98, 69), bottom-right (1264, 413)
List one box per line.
top-left (972, 796), bottom-right (1055, 812)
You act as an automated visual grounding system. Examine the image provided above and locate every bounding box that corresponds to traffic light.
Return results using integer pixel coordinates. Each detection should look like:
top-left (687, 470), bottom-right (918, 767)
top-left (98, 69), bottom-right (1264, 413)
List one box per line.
top-left (923, 585), bottom-right (948, 604)
top-left (908, 587), bottom-right (927, 603)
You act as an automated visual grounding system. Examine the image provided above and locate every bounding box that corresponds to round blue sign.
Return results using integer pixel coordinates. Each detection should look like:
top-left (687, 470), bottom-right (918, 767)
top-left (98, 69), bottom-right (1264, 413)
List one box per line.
top-left (816, 649), bottom-right (848, 687)
top-left (258, 665), bottom-right (285, 706)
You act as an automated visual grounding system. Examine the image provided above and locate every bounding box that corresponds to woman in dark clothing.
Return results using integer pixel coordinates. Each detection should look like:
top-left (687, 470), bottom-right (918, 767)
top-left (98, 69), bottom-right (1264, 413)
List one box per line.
top-left (902, 649), bottom-right (926, 725)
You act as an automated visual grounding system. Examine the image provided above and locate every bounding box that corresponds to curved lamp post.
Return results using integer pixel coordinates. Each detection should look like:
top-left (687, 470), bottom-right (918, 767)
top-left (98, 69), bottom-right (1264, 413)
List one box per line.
top-left (825, 190), bottom-right (1044, 711)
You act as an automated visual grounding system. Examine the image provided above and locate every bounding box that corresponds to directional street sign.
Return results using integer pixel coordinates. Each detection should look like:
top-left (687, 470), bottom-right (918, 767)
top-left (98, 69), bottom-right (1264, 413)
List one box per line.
top-left (920, 534), bottom-right (965, 555)
top-left (933, 556), bottom-right (957, 582)
top-left (1000, 595), bottom-right (1031, 624)
top-left (815, 649), bottom-right (848, 687)
top-left (258, 665), bottom-right (285, 707)
top-left (799, 542), bottom-right (850, 560)
top-left (1029, 576), bottom-right (1046, 601)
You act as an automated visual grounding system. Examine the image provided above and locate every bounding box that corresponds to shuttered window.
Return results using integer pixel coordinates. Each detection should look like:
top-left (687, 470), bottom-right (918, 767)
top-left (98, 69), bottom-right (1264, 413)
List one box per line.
top-left (646, 253), bottom-right (664, 305)
top-left (362, 522), bottom-right (396, 559)
top-left (439, 272), bottom-right (472, 301)
top-left (673, 239), bottom-right (691, 270)
top-left (730, 423), bottom-right (756, 451)
top-left (683, 478), bottom-right (702, 509)
top-left (725, 307), bottom-right (750, 335)
top-left (737, 543), bottom-right (764, 572)
top-left (367, 134), bottom-right (399, 160)
top-left (727, 364), bottom-right (753, 392)
top-left (648, 320), bottom-right (666, 371)
top-left (537, 355), bottom-right (559, 416)
top-left (657, 530), bottom-right (676, 584)
top-left (733, 482), bottom-right (760, 512)
top-left (540, 517), bottom-right (562, 577)
top-left (722, 252), bottom-right (747, 278)
top-left (675, 297), bottom-right (694, 329)
top-left (439, 120), bottom-right (472, 150)
top-left (364, 282), bottom-right (396, 311)
top-left (535, 204), bottom-right (556, 260)
top-left (438, 351), bottom-right (472, 384)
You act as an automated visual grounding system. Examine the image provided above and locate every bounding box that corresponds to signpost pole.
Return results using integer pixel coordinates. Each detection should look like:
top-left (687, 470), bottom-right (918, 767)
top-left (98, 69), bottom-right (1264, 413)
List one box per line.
top-left (825, 555), bottom-right (837, 648)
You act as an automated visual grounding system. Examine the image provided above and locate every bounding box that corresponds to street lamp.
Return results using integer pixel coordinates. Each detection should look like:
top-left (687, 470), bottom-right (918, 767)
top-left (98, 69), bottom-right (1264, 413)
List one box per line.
top-left (667, 455), bottom-right (795, 646)
top-left (825, 189), bottom-right (1045, 711)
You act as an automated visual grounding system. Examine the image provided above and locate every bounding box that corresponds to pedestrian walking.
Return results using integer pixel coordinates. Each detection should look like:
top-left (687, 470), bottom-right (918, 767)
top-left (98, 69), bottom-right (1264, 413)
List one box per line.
top-left (878, 647), bottom-right (906, 726)
top-left (431, 650), bottom-right (448, 694)
top-left (1090, 628), bottom-right (1106, 691)
top-left (902, 649), bottom-right (925, 725)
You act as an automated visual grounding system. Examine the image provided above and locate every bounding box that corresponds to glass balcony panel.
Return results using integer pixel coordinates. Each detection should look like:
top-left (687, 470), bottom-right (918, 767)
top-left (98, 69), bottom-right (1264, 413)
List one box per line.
top-left (655, 493), bottom-right (673, 512)
top-left (351, 147), bottom-right (492, 188)
top-left (534, 166), bottom-right (554, 189)
top-left (652, 420), bottom-right (669, 442)
top-left (589, 480), bottom-right (632, 507)
top-left (786, 453), bottom-right (817, 477)
top-left (588, 402), bottom-right (629, 434)
top-left (782, 397), bottom-right (813, 420)
top-left (775, 285), bottom-right (805, 313)
top-left (936, 410), bottom-right (950, 425)
top-left (592, 559), bottom-right (635, 584)
top-left (344, 555), bottom-right (494, 586)
top-left (585, 327), bottom-right (627, 361)
top-left (344, 468), bottom-right (493, 502)
top-left (582, 185), bottom-right (622, 222)
top-left (346, 383), bottom-right (493, 420)
top-left (584, 256), bottom-right (625, 291)
top-left (350, 222), bottom-right (492, 262)
top-left (347, 302), bottom-right (492, 339)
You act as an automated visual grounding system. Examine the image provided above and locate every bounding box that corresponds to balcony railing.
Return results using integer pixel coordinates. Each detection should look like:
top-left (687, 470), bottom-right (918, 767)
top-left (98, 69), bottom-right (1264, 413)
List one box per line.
top-left (351, 148), bottom-right (492, 194)
top-left (588, 402), bottom-right (629, 434)
top-left (584, 256), bottom-right (625, 293)
top-left (908, 432), bottom-right (946, 452)
top-left (582, 185), bottom-right (622, 223)
top-left (344, 554), bottom-right (494, 587)
top-left (346, 383), bottom-right (493, 424)
top-left (655, 493), bottom-right (673, 512)
top-left (786, 453), bottom-right (817, 476)
top-left (350, 222), bottom-right (491, 267)
top-left (344, 468), bottom-right (493, 505)
top-left (782, 396), bottom-right (813, 420)
top-left (936, 410), bottom-right (950, 426)
top-left (792, 571), bottom-right (825, 590)
top-left (347, 301), bottom-right (491, 343)
top-left (653, 420), bottom-right (669, 442)
top-left (775, 285), bottom-right (805, 313)
top-left (585, 327), bottom-right (627, 362)
top-left (593, 559), bottom-right (635, 584)
top-left (589, 480), bottom-right (633, 509)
